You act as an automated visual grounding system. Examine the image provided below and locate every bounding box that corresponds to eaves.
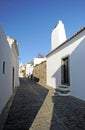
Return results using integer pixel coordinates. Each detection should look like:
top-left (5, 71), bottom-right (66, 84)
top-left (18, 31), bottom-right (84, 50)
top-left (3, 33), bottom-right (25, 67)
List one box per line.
top-left (46, 27), bottom-right (85, 57)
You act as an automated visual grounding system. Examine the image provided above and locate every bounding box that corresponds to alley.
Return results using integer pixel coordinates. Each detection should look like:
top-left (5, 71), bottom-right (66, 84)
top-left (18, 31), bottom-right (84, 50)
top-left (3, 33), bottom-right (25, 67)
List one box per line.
top-left (2, 78), bottom-right (49, 130)
top-left (1, 78), bottom-right (85, 130)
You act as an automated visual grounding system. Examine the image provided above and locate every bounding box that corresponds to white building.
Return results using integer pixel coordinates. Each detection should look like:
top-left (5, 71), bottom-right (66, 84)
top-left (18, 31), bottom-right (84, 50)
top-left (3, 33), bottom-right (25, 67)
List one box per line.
top-left (26, 63), bottom-right (34, 78)
top-left (0, 25), bottom-right (19, 114)
top-left (19, 63), bottom-right (26, 78)
top-left (7, 36), bottom-right (20, 88)
top-left (46, 20), bottom-right (85, 100)
top-left (34, 57), bottom-right (46, 66)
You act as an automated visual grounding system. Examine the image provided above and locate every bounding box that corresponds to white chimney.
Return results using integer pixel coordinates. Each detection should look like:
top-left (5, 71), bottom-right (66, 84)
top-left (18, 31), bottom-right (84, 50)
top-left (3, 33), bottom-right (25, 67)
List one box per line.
top-left (51, 20), bottom-right (66, 50)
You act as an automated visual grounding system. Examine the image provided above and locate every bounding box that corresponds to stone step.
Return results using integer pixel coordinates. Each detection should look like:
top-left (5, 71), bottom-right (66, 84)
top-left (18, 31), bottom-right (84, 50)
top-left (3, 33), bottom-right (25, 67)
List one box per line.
top-left (58, 91), bottom-right (70, 96)
top-left (57, 89), bottom-right (70, 93)
top-left (55, 86), bottom-right (70, 96)
top-left (57, 87), bottom-right (70, 91)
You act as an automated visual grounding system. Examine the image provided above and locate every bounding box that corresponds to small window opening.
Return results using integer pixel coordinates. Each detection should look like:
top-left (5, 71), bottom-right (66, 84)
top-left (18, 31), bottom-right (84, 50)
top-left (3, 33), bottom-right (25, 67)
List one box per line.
top-left (3, 61), bottom-right (5, 74)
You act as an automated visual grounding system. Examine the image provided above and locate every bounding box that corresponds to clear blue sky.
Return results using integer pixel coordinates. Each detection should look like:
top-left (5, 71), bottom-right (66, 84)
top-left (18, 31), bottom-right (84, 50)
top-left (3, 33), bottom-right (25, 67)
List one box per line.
top-left (0, 0), bottom-right (85, 64)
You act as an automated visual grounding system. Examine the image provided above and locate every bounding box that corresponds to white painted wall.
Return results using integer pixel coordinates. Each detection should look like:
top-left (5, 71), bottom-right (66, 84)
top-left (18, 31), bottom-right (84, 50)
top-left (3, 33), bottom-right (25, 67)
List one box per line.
top-left (51, 20), bottom-right (66, 51)
top-left (47, 29), bottom-right (85, 100)
top-left (26, 63), bottom-right (33, 77)
top-left (70, 35), bottom-right (85, 100)
top-left (34, 57), bottom-right (46, 66)
top-left (0, 26), bottom-right (13, 114)
top-left (0, 26), bottom-right (19, 114)
top-left (7, 36), bottom-right (20, 88)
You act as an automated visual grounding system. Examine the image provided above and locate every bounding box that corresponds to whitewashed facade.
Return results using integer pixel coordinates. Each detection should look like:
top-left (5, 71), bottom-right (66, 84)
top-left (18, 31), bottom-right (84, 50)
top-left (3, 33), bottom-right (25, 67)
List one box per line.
top-left (46, 21), bottom-right (85, 100)
top-left (19, 63), bottom-right (26, 78)
top-left (7, 36), bottom-right (20, 88)
top-left (34, 57), bottom-right (46, 66)
top-left (0, 25), bottom-right (19, 114)
top-left (26, 63), bottom-right (33, 78)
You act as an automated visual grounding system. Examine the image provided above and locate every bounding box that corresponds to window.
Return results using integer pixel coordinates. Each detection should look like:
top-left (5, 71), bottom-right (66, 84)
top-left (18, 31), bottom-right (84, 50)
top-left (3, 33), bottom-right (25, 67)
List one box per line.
top-left (3, 61), bottom-right (5, 74)
top-left (61, 56), bottom-right (70, 85)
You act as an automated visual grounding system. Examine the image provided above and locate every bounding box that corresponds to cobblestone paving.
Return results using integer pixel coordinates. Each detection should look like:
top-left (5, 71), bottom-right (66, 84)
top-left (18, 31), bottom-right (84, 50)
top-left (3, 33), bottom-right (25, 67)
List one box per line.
top-left (2, 78), bottom-right (85, 130)
top-left (50, 95), bottom-right (85, 130)
top-left (3, 78), bottom-right (49, 130)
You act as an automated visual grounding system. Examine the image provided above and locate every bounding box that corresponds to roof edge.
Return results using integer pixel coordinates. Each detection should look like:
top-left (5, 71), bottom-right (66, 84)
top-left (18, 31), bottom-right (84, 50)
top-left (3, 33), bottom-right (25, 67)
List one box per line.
top-left (46, 27), bottom-right (85, 57)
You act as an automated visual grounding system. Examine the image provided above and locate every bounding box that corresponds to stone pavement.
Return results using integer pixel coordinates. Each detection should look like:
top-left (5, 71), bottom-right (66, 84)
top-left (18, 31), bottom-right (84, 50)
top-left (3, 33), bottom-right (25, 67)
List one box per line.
top-left (1, 78), bottom-right (85, 130)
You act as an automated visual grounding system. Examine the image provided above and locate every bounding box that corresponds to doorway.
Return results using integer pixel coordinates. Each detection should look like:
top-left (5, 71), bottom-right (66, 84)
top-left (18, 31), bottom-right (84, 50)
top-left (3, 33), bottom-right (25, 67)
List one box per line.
top-left (61, 56), bottom-right (70, 85)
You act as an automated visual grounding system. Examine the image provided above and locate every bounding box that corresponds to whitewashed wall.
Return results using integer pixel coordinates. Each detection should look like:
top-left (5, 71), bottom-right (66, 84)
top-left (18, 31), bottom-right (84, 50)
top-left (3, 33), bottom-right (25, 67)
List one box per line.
top-left (34, 58), bottom-right (46, 66)
top-left (0, 26), bottom-right (19, 114)
top-left (0, 26), bottom-right (13, 114)
top-left (70, 33), bottom-right (85, 100)
top-left (26, 64), bottom-right (33, 77)
top-left (12, 47), bottom-right (19, 88)
top-left (7, 37), bottom-right (20, 88)
top-left (47, 29), bottom-right (85, 100)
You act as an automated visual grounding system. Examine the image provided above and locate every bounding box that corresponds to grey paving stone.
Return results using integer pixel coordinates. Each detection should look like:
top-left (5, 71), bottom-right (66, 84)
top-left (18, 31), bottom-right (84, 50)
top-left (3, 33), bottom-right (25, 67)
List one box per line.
top-left (1, 78), bottom-right (85, 130)
top-left (51, 96), bottom-right (85, 130)
top-left (2, 78), bottom-right (48, 130)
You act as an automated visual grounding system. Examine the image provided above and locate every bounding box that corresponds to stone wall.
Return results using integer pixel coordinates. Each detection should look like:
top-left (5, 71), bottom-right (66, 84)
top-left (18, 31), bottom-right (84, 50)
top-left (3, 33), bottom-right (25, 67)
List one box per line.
top-left (34, 61), bottom-right (46, 85)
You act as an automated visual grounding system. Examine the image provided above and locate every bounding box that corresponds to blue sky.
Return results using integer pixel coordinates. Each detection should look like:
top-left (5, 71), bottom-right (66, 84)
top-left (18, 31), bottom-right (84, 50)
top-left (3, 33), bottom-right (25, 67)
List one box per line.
top-left (0, 0), bottom-right (85, 64)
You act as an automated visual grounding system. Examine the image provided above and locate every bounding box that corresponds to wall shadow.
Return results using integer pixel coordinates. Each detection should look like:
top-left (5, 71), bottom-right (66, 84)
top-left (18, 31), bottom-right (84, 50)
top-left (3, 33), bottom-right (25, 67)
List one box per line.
top-left (3, 78), bottom-right (49, 130)
top-left (49, 37), bottom-right (85, 129)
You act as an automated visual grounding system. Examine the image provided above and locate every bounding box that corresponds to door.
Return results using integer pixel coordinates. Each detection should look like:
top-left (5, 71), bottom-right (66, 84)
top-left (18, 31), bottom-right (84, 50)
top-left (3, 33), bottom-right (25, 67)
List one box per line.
top-left (61, 56), bottom-right (70, 85)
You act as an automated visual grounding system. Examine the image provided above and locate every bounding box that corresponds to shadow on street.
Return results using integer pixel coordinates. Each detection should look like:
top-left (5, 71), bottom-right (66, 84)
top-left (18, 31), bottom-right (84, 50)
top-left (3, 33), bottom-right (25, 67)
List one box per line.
top-left (50, 94), bottom-right (85, 130)
top-left (3, 78), bottom-right (49, 130)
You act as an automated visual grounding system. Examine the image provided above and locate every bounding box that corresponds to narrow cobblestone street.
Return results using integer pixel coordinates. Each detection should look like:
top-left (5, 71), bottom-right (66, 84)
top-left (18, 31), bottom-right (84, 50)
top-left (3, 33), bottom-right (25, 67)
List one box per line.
top-left (1, 78), bottom-right (85, 130)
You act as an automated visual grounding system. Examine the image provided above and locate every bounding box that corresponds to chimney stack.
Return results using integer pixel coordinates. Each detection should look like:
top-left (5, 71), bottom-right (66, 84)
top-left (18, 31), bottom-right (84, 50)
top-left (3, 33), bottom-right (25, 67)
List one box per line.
top-left (51, 20), bottom-right (66, 50)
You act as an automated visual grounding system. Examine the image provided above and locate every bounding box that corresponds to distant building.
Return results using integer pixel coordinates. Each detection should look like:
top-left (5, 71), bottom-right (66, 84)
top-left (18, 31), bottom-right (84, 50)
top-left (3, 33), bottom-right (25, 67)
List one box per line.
top-left (26, 63), bottom-right (34, 78)
top-left (19, 63), bottom-right (26, 78)
top-left (0, 25), bottom-right (19, 114)
top-left (34, 60), bottom-right (46, 84)
top-left (46, 20), bottom-right (85, 100)
top-left (34, 57), bottom-right (46, 66)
